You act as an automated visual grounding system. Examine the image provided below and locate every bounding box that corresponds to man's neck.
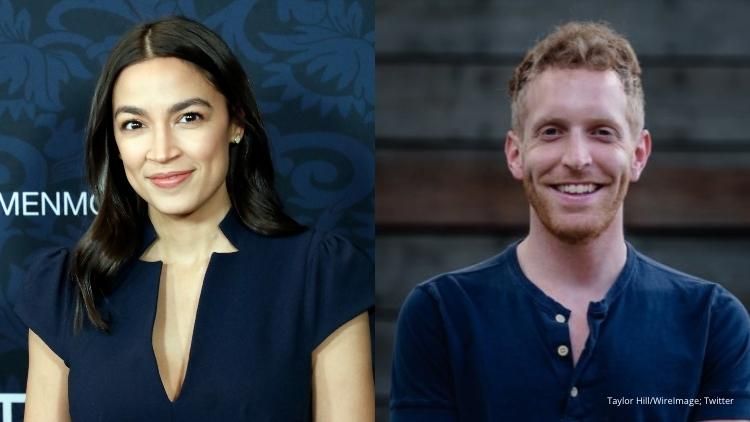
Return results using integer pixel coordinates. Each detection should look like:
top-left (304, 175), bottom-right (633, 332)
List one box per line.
top-left (516, 210), bottom-right (628, 307)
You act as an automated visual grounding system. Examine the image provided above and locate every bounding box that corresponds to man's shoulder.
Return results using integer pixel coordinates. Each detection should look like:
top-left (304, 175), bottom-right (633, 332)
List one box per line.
top-left (631, 247), bottom-right (722, 292)
top-left (415, 242), bottom-right (518, 298)
top-left (397, 243), bottom-right (522, 337)
top-left (629, 246), bottom-right (745, 310)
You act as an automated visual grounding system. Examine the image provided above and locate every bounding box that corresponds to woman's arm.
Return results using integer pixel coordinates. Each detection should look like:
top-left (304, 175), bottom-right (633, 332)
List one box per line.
top-left (312, 312), bottom-right (374, 422)
top-left (24, 329), bottom-right (71, 422)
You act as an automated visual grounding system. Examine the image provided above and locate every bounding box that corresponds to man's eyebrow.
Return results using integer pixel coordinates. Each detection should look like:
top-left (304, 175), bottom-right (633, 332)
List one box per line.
top-left (112, 98), bottom-right (213, 118)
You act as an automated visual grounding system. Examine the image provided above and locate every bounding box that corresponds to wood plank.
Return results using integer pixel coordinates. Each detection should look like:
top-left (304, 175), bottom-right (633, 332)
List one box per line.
top-left (374, 318), bottom-right (396, 420)
top-left (374, 320), bottom-right (396, 398)
top-left (377, 64), bottom-right (750, 144)
top-left (376, 405), bottom-right (388, 422)
top-left (376, 149), bottom-right (750, 228)
top-left (377, 0), bottom-right (750, 57)
top-left (374, 319), bottom-right (394, 421)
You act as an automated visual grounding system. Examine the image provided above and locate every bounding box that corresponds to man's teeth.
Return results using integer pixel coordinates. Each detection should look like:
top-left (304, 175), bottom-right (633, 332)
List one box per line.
top-left (556, 184), bottom-right (597, 194)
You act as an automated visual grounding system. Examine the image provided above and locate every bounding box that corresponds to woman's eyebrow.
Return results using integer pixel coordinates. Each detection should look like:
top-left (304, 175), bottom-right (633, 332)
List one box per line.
top-left (113, 98), bottom-right (212, 118)
top-left (113, 105), bottom-right (145, 118)
top-left (168, 97), bottom-right (212, 114)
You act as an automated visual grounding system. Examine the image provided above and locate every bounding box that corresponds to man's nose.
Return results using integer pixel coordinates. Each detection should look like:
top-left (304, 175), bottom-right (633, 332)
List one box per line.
top-left (561, 129), bottom-right (593, 170)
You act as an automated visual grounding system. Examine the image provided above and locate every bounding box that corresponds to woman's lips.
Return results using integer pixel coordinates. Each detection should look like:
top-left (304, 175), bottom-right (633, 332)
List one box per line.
top-left (148, 170), bottom-right (194, 189)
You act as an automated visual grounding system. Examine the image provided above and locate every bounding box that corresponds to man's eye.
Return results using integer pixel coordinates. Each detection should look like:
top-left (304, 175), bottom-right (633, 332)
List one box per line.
top-left (540, 127), bottom-right (561, 138)
top-left (178, 112), bottom-right (203, 124)
top-left (121, 120), bottom-right (143, 131)
top-left (593, 128), bottom-right (617, 138)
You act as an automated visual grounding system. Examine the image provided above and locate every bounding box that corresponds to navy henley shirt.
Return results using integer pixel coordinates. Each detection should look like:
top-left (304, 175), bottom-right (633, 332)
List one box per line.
top-left (390, 242), bottom-right (750, 421)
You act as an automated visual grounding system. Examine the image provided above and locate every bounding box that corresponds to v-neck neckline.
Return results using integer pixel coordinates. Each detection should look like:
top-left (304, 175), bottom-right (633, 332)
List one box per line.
top-left (147, 254), bottom-right (214, 404)
top-left (138, 209), bottom-right (247, 259)
top-left (136, 209), bottom-right (247, 405)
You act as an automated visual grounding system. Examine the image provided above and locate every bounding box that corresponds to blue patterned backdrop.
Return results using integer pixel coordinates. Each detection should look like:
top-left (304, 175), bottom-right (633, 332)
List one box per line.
top-left (0, 0), bottom-right (373, 418)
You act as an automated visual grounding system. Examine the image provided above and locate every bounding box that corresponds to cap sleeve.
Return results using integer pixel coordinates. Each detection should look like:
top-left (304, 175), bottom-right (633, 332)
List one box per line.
top-left (307, 231), bottom-right (374, 349)
top-left (13, 248), bottom-right (74, 365)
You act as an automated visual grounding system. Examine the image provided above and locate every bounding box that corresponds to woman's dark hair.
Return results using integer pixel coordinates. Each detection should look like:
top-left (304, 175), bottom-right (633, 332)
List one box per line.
top-left (72, 16), bottom-right (302, 331)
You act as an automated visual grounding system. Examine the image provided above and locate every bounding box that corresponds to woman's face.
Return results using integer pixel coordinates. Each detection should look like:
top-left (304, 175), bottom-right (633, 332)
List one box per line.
top-left (111, 57), bottom-right (242, 220)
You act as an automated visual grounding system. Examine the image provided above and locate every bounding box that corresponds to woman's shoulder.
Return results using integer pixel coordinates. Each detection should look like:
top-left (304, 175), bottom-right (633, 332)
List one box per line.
top-left (219, 210), bottom-right (316, 250)
top-left (22, 246), bottom-right (73, 286)
top-left (303, 227), bottom-right (374, 348)
top-left (245, 225), bottom-right (367, 263)
top-left (228, 217), bottom-right (351, 251)
top-left (14, 246), bottom-right (76, 363)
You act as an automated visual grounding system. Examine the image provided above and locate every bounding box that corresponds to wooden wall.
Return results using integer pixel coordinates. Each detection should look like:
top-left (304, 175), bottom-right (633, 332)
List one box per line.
top-left (374, 1), bottom-right (750, 420)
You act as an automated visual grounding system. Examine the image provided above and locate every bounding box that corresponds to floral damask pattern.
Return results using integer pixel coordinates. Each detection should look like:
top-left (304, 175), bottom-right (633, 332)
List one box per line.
top-left (0, 0), bottom-right (91, 119)
top-left (261, 0), bottom-right (374, 122)
top-left (0, 0), bottom-right (373, 409)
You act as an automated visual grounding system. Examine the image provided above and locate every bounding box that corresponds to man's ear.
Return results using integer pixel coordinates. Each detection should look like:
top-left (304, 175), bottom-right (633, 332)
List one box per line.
top-left (505, 130), bottom-right (524, 181)
top-left (630, 129), bottom-right (652, 182)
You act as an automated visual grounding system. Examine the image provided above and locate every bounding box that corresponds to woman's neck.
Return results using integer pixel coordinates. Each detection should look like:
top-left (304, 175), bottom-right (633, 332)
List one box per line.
top-left (143, 199), bottom-right (236, 264)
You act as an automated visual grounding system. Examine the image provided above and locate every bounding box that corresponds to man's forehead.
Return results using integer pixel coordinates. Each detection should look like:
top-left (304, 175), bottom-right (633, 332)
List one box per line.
top-left (522, 68), bottom-right (629, 125)
top-left (528, 67), bottom-right (625, 92)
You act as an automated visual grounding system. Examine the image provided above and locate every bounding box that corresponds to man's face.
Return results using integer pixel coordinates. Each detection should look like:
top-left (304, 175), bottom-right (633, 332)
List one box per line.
top-left (505, 68), bottom-right (651, 244)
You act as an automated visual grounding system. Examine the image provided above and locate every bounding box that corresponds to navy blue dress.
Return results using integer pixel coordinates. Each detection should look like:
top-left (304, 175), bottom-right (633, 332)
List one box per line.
top-left (15, 210), bottom-right (373, 421)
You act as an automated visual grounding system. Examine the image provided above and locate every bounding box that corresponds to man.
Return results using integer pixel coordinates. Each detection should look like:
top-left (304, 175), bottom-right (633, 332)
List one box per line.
top-left (390, 22), bottom-right (750, 421)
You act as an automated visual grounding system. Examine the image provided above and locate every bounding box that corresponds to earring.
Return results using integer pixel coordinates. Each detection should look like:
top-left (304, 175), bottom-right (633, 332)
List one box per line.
top-left (231, 135), bottom-right (241, 144)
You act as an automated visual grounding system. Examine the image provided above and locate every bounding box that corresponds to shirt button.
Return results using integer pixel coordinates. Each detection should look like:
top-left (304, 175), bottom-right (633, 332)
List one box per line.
top-left (557, 345), bottom-right (569, 357)
top-left (570, 386), bottom-right (579, 397)
top-left (555, 314), bottom-right (566, 323)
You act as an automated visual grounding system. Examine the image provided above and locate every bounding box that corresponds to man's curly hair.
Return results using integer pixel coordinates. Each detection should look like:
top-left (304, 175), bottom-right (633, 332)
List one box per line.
top-left (509, 21), bottom-right (644, 135)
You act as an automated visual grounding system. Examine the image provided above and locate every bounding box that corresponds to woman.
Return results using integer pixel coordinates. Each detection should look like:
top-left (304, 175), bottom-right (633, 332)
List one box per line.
top-left (15, 16), bottom-right (374, 421)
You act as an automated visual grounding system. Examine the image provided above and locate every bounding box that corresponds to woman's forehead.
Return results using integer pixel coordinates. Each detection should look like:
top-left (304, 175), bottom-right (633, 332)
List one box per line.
top-left (112, 57), bottom-right (225, 111)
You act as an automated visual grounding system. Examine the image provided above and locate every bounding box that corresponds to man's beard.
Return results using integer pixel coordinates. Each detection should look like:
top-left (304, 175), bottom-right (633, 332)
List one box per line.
top-left (522, 175), bottom-right (629, 245)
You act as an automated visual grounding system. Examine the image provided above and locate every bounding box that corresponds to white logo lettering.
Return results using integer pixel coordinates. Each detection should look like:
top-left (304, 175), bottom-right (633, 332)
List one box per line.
top-left (0, 393), bottom-right (25, 422)
top-left (22, 192), bottom-right (39, 216)
top-left (0, 192), bottom-right (99, 216)
top-left (0, 192), bottom-right (18, 215)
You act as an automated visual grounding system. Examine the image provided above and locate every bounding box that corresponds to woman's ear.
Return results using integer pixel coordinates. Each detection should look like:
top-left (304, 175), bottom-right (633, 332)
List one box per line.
top-left (229, 119), bottom-right (245, 144)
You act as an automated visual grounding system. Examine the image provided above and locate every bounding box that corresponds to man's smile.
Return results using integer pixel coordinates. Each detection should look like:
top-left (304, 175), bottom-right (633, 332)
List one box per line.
top-left (552, 183), bottom-right (602, 195)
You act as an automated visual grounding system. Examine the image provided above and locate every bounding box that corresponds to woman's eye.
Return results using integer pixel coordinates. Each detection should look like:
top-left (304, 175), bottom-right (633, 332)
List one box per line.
top-left (121, 120), bottom-right (143, 131)
top-left (178, 112), bottom-right (203, 124)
